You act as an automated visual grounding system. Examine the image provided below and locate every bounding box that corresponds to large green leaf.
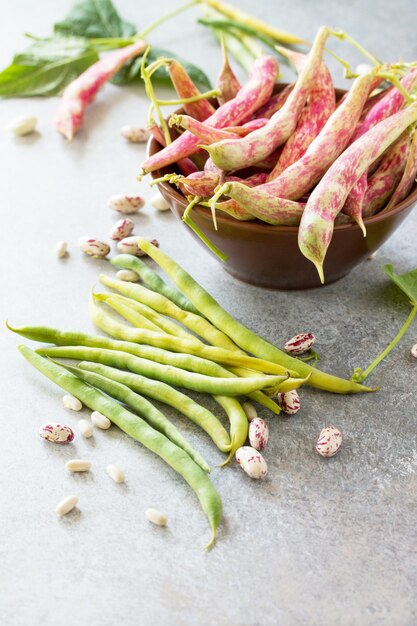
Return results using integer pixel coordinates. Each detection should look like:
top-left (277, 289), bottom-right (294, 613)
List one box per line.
top-left (54, 0), bottom-right (136, 39)
top-left (0, 37), bottom-right (98, 97)
top-left (384, 264), bottom-right (417, 306)
top-left (111, 46), bottom-right (212, 91)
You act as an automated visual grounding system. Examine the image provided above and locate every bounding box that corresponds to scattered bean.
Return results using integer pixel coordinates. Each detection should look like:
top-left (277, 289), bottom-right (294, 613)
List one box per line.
top-left (235, 446), bottom-right (268, 479)
top-left (55, 241), bottom-right (68, 258)
top-left (367, 252), bottom-right (378, 260)
top-left (116, 236), bottom-right (159, 257)
top-left (78, 419), bottom-right (93, 438)
top-left (8, 114), bottom-right (37, 136)
top-left (145, 508), bottom-right (168, 526)
top-left (91, 410), bottom-right (111, 429)
top-left (39, 423), bottom-right (74, 444)
top-left (120, 125), bottom-right (150, 143)
top-left (284, 332), bottom-right (316, 355)
top-left (108, 194), bottom-right (145, 214)
top-left (151, 193), bottom-right (170, 211)
top-left (66, 459), bottom-right (91, 472)
top-left (109, 218), bottom-right (135, 241)
top-left (411, 343), bottom-right (417, 358)
top-left (116, 269), bottom-right (140, 282)
top-left (55, 495), bottom-right (78, 516)
top-left (242, 401), bottom-right (258, 422)
top-left (78, 236), bottom-right (110, 258)
top-left (106, 464), bottom-right (125, 483)
top-left (277, 390), bottom-right (301, 415)
top-left (248, 418), bottom-right (269, 451)
top-left (315, 425), bottom-right (342, 457)
top-left (62, 394), bottom-right (82, 411)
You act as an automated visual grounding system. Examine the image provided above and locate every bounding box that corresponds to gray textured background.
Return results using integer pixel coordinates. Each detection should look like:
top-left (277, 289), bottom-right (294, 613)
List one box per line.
top-left (1, 1), bottom-right (417, 625)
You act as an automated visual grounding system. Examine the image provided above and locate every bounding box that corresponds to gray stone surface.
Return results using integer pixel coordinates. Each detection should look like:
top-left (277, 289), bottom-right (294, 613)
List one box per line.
top-left (1, 1), bottom-right (417, 625)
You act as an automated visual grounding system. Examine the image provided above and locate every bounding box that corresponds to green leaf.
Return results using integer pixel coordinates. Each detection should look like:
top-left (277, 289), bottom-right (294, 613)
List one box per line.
top-left (111, 46), bottom-right (212, 91)
top-left (384, 264), bottom-right (417, 306)
top-left (54, 0), bottom-right (136, 39)
top-left (0, 37), bottom-right (99, 97)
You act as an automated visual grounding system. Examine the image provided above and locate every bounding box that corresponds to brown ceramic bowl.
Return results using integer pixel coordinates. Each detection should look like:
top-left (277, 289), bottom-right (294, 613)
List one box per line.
top-left (148, 88), bottom-right (417, 289)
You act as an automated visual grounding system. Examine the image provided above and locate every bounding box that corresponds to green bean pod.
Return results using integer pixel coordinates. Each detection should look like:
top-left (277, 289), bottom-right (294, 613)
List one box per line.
top-left (138, 240), bottom-right (375, 394)
top-left (214, 395), bottom-right (249, 463)
top-left (55, 360), bottom-right (210, 471)
top-left (110, 254), bottom-right (201, 316)
top-left (35, 346), bottom-right (289, 396)
top-left (18, 346), bottom-right (222, 547)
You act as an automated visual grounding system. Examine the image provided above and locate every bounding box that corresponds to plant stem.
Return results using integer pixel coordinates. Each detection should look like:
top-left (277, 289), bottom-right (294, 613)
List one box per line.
top-left (141, 48), bottom-right (172, 145)
top-left (157, 89), bottom-right (220, 105)
top-left (353, 304), bottom-right (417, 382)
top-left (138, 0), bottom-right (200, 39)
top-left (329, 29), bottom-right (381, 66)
top-left (182, 197), bottom-right (227, 262)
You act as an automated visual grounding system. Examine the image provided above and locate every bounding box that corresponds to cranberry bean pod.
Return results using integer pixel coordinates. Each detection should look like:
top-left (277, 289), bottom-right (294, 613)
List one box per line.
top-left (167, 60), bottom-right (215, 121)
top-left (254, 83), bottom-right (294, 119)
top-left (56, 41), bottom-right (146, 141)
top-left (180, 170), bottom-right (268, 198)
top-left (148, 124), bottom-right (199, 177)
top-left (203, 27), bottom-right (330, 171)
top-left (170, 114), bottom-right (240, 143)
top-left (217, 40), bottom-right (241, 105)
top-left (222, 117), bottom-right (269, 136)
top-left (385, 127), bottom-right (417, 210)
top-left (298, 101), bottom-right (417, 281)
top-left (140, 55), bottom-right (279, 174)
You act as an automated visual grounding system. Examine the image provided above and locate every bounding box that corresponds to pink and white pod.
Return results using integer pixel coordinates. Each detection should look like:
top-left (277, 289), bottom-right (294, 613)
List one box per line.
top-left (39, 423), bottom-right (74, 444)
top-left (284, 332), bottom-right (316, 355)
top-left (277, 390), bottom-right (301, 415)
top-left (235, 446), bottom-right (268, 479)
top-left (248, 418), bottom-right (269, 451)
top-left (315, 426), bottom-right (342, 458)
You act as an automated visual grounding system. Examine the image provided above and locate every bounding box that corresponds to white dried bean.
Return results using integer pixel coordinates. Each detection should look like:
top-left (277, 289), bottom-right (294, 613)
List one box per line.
top-left (66, 459), bottom-right (91, 472)
top-left (62, 394), bottom-right (82, 411)
top-left (78, 236), bottom-right (110, 258)
top-left (8, 114), bottom-right (37, 136)
top-left (235, 446), bottom-right (268, 479)
top-left (145, 508), bottom-right (168, 526)
top-left (108, 194), bottom-right (145, 214)
top-left (39, 423), bottom-right (74, 444)
top-left (411, 343), bottom-right (417, 358)
top-left (55, 495), bottom-right (78, 516)
top-left (277, 390), bottom-right (301, 415)
top-left (315, 426), bottom-right (342, 458)
top-left (55, 240), bottom-right (68, 258)
top-left (242, 401), bottom-right (258, 422)
top-left (91, 411), bottom-right (111, 429)
top-left (78, 419), bottom-right (93, 438)
top-left (284, 332), bottom-right (315, 355)
top-left (248, 418), bottom-right (269, 451)
top-left (120, 125), bottom-right (150, 143)
top-left (109, 218), bottom-right (135, 241)
top-left (116, 236), bottom-right (159, 257)
top-left (106, 464), bottom-right (125, 483)
top-left (151, 193), bottom-right (169, 211)
top-left (116, 269), bottom-right (139, 282)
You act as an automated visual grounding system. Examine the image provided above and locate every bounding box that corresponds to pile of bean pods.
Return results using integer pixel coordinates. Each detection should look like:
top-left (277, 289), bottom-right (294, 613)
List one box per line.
top-left (10, 241), bottom-right (373, 547)
top-left (141, 26), bottom-right (417, 282)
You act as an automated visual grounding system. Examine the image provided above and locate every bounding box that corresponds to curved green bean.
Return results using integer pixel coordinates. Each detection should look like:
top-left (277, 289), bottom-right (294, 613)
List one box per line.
top-left (214, 395), bottom-right (249, 463)
top-left (138, 240), bottom-right (375, 394)
top-left (78, 361), bottom-right (231, 452)
top-left (57, 360), bottom-right (210, 472)
top-left (18, 346), bottom-right (222, 547)
top-left (35, 346), bottom-right (288, 396)
top-left (110, 254), bottom-right (201, 316)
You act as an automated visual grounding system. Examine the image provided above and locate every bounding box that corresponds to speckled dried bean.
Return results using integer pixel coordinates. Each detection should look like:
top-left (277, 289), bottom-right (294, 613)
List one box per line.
top-left (235, 446), bottom-right (268, 479)
top-left (411, 343), bottom-right (417, 358)
top-left (55, 495), bottom-right (78, 516)
top-left (277, 390), bottom-right (301, 415)
top-left (146, 508), bottom-right (168, 526)
top-left (66, 459), bottom-right (91, 472)
top-left (78, 237), bottom-right (110, 258)
top-left (108, 194), bottom-right (145, 214)
top-left (120, 125), bottom-right (150, 143)
top-left (284, 333), bottom-right (315, 355)
top-left (62, 394), bottom-right (82, 411)
top-left (106, 464), bottom-right (125, 483)
top-left (116, 236), bottom-right (159, 257)
top-left (39, 423), bottom-right (74, 444)
top-left (248, 418), bottom-right (269, 451)
top-left (91, 411), bottom-right (111, 429)
top-left (109, 218), bottom-right (135, 241)
top-left (315, 426), bottom-right (342, 457)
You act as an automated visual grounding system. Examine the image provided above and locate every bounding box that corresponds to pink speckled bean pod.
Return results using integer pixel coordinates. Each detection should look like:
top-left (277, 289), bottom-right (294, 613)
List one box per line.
top-left (169, 114), bottom-right (240, 143)
top-left (217, 41), bottom-right (241, 105)
top-left (385, 126), bottom-right (417, 210)
top-left (254, 83), bottom-right (294, 119)
top-left (215, 71), bottom-right (380, 221)
top-left (179, 170), bottom-right (268, 198)
top-left (167, 60), bottom-right (215, 121)
top-left (203, 27), bottom-right (330, 171)
top-left (298, 101), bottom-right (417, 281)
top-left (148, 124), bottom-right (199, 177)
top-left (140, 55), bottom-right (279, 175)
top-left (56, 40), bottom-right (147, 141)
top-left (222, 117), bottom-right (269, 137)
top-left (362, 130), bottom-right (411, 218)
top-left (269, 62), bottom-right (335, 178)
